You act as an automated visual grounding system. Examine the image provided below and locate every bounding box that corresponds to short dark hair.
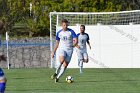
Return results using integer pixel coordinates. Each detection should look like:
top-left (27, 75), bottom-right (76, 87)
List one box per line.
top-left (61, 19), bottom-right (68, 23)
top-left (80, 25), bottom-right (85, 29)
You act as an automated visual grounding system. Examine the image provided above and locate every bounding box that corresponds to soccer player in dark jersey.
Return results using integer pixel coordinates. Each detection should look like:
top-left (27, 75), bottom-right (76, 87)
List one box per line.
top-left (0, 20), bottom-right (7, 93)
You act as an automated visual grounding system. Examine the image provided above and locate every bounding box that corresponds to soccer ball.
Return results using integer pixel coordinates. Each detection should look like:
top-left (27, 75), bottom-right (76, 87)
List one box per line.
top-left (66, 76), bottom-right (74, 83)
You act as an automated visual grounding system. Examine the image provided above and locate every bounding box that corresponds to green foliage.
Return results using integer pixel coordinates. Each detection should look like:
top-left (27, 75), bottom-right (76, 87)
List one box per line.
top-left (0, 0), bottom-right (140, 37)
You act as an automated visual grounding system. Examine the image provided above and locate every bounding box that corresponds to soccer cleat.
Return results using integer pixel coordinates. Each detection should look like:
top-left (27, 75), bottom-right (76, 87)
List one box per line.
top-left (51, 73), bottom-right (57, 79)
top-left (55, 78), bottom-right (59, 83)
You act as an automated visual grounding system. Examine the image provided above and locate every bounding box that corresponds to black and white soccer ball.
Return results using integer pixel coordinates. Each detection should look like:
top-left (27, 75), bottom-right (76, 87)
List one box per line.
top-left (66, 76), bottom-right (74, 83)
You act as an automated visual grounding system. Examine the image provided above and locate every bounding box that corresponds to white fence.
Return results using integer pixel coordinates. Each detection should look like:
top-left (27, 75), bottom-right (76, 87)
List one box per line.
top-left (55, 24), bottom-right (140, 68)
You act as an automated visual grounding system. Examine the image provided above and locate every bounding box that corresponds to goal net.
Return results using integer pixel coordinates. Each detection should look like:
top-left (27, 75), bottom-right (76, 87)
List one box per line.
top-left (50, 10), bottom-right (140, 68)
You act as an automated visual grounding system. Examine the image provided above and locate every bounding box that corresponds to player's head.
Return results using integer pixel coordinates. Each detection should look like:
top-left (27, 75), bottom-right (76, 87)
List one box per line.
top-left (0, 55), bottom-right (6, 61)
top-left (61, 19), bottom-right (68, 31)
top-left (0, 20), bottom-right (4, 30)
top-left (80, 25), bottom-right (85, 33)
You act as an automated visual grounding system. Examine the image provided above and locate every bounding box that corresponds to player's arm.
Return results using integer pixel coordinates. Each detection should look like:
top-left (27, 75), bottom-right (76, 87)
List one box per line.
top-left (75, 33), bottom-right (80, 48)
top-left (52, 40), bottom-right (59, 58)
top-left (52, 31), bottom-right (60, 58)
top-left (76, 44), bottom-right (80, 49)
top-left (73, 38), bottom-right (78, 47)
top-left (71, 30), bottom-right (78, 47)
top-left (87, 40), bottom-right (91, 49)
top-left (86, 34), bottom-right (91, 49)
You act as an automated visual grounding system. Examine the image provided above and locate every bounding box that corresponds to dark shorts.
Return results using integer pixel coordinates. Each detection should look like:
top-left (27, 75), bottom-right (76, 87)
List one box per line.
top-left (0, 83), bottom-right (6, 93)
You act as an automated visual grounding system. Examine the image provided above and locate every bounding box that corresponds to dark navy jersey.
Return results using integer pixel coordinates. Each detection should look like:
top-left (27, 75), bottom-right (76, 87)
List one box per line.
top-left (0, 68), bottom-right (4, 77)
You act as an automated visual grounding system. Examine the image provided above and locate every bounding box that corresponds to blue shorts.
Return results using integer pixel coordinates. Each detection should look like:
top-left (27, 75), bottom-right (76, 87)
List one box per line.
top-left (0, 83), bottom-right (6, 93)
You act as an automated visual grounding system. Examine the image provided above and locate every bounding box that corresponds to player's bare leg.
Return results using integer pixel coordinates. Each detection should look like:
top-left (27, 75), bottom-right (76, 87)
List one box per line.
top-left (51, 55), bottom-right (64, 80)
top-left (51, 63), bottom-right (62, 79)
top-left (55, 61), bottom-right (68, 83)
top-left (51, 64), bottom-right (61, 79)
top-left (54, 56), bottom-right (69, 83)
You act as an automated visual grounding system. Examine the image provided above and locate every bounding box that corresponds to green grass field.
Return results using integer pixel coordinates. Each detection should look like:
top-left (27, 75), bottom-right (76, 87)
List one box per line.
top-left (4, 68), bottom-right (140, 93)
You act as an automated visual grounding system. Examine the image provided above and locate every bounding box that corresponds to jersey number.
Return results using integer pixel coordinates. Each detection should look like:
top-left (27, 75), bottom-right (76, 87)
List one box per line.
top-left (63, 36), bottom-right (67, 41)
top-left (80, 39), bottom-right (84, 44)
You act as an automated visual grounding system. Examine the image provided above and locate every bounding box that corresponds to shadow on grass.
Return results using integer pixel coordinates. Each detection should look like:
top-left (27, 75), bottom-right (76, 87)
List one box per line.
top-left (75, 79), bottom-right (140, 83)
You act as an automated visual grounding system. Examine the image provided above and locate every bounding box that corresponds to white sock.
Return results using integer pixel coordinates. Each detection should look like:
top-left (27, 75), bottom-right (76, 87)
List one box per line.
top-left (79, 60), bottom-right (83, 73)
top-left (78, 59), bottom-right (80, 67)
top-left (80, 66), bottom-right (83, 73)
top-left (57, 65), bottom-right (66, 79)
top-left (55, 63), bottom-right (62, 74)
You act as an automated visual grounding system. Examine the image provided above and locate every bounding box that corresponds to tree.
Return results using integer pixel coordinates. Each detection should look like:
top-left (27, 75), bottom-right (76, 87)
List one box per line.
top-left (1, 0), bottom-right (140, 37)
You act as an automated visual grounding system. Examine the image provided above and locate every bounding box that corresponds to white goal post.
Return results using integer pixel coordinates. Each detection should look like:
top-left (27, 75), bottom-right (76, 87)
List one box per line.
top-left (50, 10), bottom-right (140, 68)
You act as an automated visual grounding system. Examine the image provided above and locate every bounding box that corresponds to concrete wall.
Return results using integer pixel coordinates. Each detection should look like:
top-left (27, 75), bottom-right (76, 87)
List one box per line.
top-left (0, 37), bottom-right (50, 68)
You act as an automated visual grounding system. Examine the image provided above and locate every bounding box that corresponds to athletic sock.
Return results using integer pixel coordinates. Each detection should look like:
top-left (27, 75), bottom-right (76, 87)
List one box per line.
top-left (80, 66), bottom-right (83, 73)
top-left (57, 65), bottom-right (66, 79)
top-left (79, 60), bottom-right (83, 73)
top-left (55, 63), bottom-right (62, 74)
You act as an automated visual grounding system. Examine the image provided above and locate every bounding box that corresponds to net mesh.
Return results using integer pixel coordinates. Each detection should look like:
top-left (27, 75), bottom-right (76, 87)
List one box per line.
top-left (50, 10), bottom-right (140, 68)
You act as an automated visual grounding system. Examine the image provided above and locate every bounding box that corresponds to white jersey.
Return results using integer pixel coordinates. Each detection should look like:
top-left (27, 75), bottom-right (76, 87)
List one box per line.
top-left (56, 28), bottom-right (77, 50)
top-left (77, 33), bottom-right (89, 52)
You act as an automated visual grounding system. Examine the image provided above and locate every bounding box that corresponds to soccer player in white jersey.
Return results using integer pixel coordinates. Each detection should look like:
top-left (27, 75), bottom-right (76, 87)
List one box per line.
top-left (51, 19), bottom-right (78, 83)
top-left (76, 25), bottom-right (91, 73)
